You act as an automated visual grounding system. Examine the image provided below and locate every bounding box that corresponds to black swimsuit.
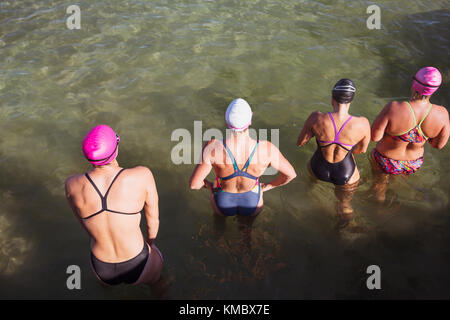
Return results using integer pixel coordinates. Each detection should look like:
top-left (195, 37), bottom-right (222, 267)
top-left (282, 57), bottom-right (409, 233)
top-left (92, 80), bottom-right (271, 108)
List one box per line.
top-left (310, 140), bottom-right (356, 185)
top-left (90, 244), bottom-right (149, 285)
top-left (84, 168), bottom-right (147, 285)
top-left (310, 113), bottom-right (356, 186)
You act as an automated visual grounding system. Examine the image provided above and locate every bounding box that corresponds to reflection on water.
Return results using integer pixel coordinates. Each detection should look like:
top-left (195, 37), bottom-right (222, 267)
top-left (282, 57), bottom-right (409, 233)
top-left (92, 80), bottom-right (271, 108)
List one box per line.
top-left (0, 0), bottom-right (449, 298)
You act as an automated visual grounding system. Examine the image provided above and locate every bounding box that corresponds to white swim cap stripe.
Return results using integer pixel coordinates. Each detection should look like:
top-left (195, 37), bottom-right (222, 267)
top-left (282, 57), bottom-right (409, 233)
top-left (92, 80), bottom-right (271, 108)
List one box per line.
top-left (333, 85), bottom-right (356, 92)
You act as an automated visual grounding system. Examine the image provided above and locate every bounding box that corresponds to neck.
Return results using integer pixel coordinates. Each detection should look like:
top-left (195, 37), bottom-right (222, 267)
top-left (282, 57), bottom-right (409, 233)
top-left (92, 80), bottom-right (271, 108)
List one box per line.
top-left (230, 129), bottom-right (250, 141)
top-left (332, 102), bottom-right (350, 116)
top-left (92, 159), bottom-right (119, 171)
top-left (410, 93), bottom-right (430, 103)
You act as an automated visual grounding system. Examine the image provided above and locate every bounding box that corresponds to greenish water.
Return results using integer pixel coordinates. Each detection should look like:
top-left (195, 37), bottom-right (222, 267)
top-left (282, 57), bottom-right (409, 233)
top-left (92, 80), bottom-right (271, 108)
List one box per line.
top-left (0, 0), bottom-right (449, 299)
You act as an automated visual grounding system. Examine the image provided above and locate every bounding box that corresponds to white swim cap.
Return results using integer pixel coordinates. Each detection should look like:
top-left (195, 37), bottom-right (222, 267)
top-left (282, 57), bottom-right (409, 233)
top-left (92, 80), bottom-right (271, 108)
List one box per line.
top-left (225, 98), bottom-right (253, 132)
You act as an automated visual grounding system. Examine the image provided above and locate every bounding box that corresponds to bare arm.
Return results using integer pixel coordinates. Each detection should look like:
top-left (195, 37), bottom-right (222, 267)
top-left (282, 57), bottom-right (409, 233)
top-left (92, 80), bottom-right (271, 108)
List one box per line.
top-left (261, 142), bottom-right (297, 192)
top-left (297, 112), bottom-right (317, 147)
top-left (65, 177), bottom-right (89, 234)
top-left (189, 140), bottom-right (215, 190)
top-left (371, 103), bottom-right (391, 142)
top-left (429, 108), bottom-right (450, 149)
top-left (353, 117), bottom-right (371, 154)
top-left (143, 168), bottom-right (159, 244)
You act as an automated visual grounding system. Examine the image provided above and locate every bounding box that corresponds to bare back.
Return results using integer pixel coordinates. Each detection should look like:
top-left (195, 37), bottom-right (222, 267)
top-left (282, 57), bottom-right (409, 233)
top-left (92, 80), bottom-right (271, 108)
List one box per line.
top-left (65, 166), bottom-right (156, 263)
top-left (372, 100), bottom-right (450, 160)
top-left (209, 138), bottom-right (272, 193)
top-left (310, 112), bottom-right (370, 163)
top-left (190, 130), bottom-right (296, 194)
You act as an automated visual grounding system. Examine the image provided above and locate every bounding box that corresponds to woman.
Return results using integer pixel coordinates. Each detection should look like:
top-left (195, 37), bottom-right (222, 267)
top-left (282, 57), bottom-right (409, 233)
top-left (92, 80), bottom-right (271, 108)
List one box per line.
top-left (65, 125), bottom-right (163, 286)
top-left (371, 67), bottom-right (449, 202)
top-left (297, 79), bottom-right (371, 217)
top-left (189, 98), bottom-right (297, 217)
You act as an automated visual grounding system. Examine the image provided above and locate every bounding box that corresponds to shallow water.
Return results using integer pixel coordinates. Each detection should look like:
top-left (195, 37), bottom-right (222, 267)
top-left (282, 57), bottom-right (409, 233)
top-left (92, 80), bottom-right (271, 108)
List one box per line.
top-left (0, 0), bottom-right (449, 299)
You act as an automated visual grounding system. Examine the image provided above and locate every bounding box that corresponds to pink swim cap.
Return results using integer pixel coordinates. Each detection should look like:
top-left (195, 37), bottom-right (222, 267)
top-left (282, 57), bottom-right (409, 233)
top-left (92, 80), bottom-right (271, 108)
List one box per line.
top-left (412, 67), bottom-right (442, 96)
top-left (82, 125), bottom-right (120, 165)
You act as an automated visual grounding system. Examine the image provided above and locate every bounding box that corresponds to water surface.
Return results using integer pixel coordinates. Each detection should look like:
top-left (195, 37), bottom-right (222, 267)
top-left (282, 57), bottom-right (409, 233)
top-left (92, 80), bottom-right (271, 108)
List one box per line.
top-left (0, 0), bottom-right (449, 299)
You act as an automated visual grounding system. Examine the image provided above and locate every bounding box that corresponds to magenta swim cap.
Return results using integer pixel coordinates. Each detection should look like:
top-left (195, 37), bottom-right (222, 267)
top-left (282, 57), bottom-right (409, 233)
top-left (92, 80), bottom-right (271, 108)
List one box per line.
top-left (412, 67), bottom-right (442, 96)
top-left (82, 125), bottom-right (120, 165)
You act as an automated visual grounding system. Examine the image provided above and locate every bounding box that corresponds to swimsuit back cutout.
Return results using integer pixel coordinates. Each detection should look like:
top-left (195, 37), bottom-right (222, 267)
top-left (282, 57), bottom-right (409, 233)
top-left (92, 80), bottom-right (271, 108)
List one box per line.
top-left (317, 113), bottom-right (355, 151)
top-left (216, 139), bottom-right (259, 188)
top-left (83, 168), bottom-right (142, 220)
top-left (389, 102), bottom-right (432, 143)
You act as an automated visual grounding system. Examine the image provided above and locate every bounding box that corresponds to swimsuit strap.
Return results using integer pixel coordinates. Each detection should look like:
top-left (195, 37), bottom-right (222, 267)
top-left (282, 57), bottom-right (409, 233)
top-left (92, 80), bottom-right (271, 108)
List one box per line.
top-left (85, 168), bottom-right (126, 207)
top-left (417, 103), bottom-right (433, 140)
top-left (334, 115), bottom-right (353, 142)
top-left (316, 139), bottom-right (353, 152)
top-left (324, 112), bottom-right (353, 143)
top-left (85, 173), bottom-right (105, 202)
top-left (223, 140), bottom-right (239, 172)
top-left (103, 168), bottom-right (127, 200)
top-left (84, 173), bottom-right (108, 219)
top-left (405, 101), bottom-right (417, 125)
top-left (84, 172), bottom-right (108, 214)
top-left (242, 140), bottom-right (259, 172)
top-left (83, 168), bottom-right (140, 220)
top-left (317, 113), bottom-right (354, 150)
top-left (220, 139), bottom-right (259, 181)
top-left (223, 139), bottom-right (259, 172)
top-left (395, 101), bottom-right (432, 138)
top-left (328, 112), bottom-right (339, 139)
top-left (418, 103), bottom-right (432, 126)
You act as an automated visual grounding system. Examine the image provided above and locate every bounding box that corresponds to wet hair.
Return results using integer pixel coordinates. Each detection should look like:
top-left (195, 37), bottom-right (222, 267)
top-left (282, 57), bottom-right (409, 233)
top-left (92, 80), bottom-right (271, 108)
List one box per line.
top-left (412, 90), bottom-right (429, 100)
top-left (332, 79), bottom-right (356, 104)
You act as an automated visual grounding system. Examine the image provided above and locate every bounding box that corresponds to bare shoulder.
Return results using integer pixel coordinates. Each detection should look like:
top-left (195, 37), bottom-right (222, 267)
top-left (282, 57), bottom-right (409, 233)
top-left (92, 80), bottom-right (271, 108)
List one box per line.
top-left (432, 104), bottom-right (449, 117)
top-left (202, 138), bottom-right (223, 161)
top-left (353, 115), bottom-right (370, 128)
top-left (304, 110), bottom-right (326, 129)
top-left (258, 139), bottom-right (273, 147)
top-left (258, 139), bottom-right (280, 154)
top-left (385, 100), bottom-right (403, 113)
top-left (65, 174), bottom-right (85, 193)
top-left (127, 166), bottom-right (154, 178)
top-left (203, 138), bottom-right (221, 150)
top-left (430, 104), bottom-right (450, 126)
top-left (374, 101), bottom-right (404, 120)
top-left (309, 110), bottom-right (323, 121)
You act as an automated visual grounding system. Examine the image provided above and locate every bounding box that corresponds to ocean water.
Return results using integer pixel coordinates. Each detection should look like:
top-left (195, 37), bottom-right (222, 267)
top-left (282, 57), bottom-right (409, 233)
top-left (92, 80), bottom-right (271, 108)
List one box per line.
top-left (0, 0), bottom-right (449, 299)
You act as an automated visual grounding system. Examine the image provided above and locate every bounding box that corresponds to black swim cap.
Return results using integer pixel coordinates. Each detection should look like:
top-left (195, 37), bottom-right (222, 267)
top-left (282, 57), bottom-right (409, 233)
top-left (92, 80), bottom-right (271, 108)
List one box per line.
top-left (332, 79), bottom-right (356, 104)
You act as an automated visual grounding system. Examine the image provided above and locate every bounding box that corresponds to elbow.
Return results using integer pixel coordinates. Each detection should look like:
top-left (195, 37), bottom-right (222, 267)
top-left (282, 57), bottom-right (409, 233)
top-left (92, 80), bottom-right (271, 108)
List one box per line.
top-left (297, 139), bottom-right (306, 147)
top-left (356, 146), bottom-right (368, 154)
top-left (189, 177), bottom-right (200, 190)
top-left (189, 182), bottom-right (202, 190)
top-left (429, 138), bottom-right (445, 150)
top-left (370, 130), bottom-right (380, 142)
top-left (291, 171), bottom-right (298, 180)
top-left (287, 171), bottom-right (297, 182)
